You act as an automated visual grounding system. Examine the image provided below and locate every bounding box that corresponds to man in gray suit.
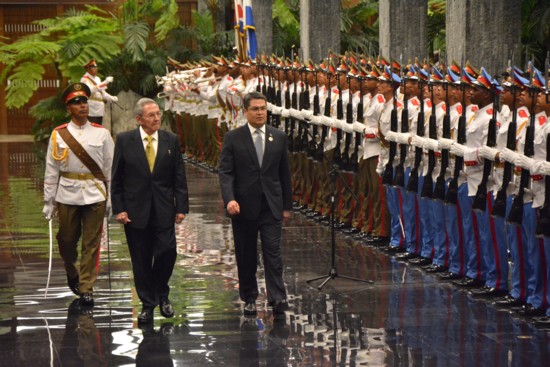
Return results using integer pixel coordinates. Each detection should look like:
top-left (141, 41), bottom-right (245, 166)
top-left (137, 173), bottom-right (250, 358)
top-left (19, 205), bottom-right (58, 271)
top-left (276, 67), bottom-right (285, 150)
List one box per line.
top-left (111, 98), bottom-right (189, 324)
top-left (218, 91), bottom-right (292, 316)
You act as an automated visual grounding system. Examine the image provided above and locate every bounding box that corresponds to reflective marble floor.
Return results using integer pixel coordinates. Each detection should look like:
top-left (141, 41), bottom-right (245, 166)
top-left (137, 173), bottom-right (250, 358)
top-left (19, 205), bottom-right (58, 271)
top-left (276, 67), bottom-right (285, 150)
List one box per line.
top-left (0, 140), bottom-right (550, 366)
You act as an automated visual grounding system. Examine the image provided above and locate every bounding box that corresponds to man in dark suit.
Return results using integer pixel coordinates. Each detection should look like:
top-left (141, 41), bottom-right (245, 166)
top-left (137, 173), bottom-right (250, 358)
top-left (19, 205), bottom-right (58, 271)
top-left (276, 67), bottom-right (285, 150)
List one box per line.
top-left (111, 98), bottom-right (189, 324)
top-left (218, 91), bottom-right (292, 316)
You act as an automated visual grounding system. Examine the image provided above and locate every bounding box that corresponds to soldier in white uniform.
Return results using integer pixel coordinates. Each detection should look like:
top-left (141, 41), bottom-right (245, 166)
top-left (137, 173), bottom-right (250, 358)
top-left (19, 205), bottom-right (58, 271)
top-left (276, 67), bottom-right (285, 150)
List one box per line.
top-left (80, 59), bottom-right (118, 125)
top-left (42, 82), bottom-right (115, 306)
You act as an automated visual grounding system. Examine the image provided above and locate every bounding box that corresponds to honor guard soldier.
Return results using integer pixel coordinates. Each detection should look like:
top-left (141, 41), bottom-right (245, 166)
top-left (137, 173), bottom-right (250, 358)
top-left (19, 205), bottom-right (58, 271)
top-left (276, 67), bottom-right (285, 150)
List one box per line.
top-left (42, 82), bottom-right (115, 307)
top-left (80, 59), bottom-right (118, 125)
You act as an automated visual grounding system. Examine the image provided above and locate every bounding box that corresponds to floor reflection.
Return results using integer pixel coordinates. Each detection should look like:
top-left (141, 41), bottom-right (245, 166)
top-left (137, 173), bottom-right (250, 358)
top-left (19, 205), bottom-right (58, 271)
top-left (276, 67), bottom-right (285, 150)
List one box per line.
top-left (0, 140), bottom-right (550, 366)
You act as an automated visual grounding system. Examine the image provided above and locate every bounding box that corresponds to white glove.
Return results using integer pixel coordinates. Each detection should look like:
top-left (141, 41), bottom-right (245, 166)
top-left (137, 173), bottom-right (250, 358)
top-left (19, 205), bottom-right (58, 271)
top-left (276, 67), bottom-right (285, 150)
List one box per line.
top-left (423, 138), bottom-right (439, 151)
top-left (104, 76), bottom-right (114, 84)
top-left (450, 143), bottom-right (465, 157)
top-left (385, 131), bottom-right (398, 142)
top-left (310, 115), bottom-right (322, 125)
top-left (42, 200), bottom-right (55, 220)
top-left (438, 138), bottom-right (454, 150)
top-left (477, 145), bottom-right (499, 161)
top-left (395, 133), bottom-right (411, 145)
top-left (341, 121), bottom-right (355, 133)
top-left (271, 106), bottom-right (283, 115)
top-left (515, 154), bottom-right (535, 170)
top-left (532, 160), bottom-right (550, 176)
top-left (289, 108), bottom-right (300, 119)
top-left (266, 102), bottom-right (273, 112)
top-left (376, 165), bottom-right (384, 176)
top-left (410, 135), bottom-right (426, 148)
top-left (111, 96), bottom-right (118, 103)
top-left (500, 148), bottom-right (519, 164)
top-left (281, 109), bottom-right (290, 118)
top-left (352, 121), bottom-right (366, 134)
top-left (302, 110), bottom-right (314, 120)
top-left (331, 118), bottom-right (342, 129)
top-left (105, 198), bottom-right (112, 217)
top-left (320, 115), bottom-right (332, 127)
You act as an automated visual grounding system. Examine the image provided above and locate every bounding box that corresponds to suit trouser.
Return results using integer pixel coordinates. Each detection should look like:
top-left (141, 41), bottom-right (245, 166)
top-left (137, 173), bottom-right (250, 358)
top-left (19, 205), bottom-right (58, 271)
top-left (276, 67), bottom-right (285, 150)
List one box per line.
top-left (56, 201), bottom-right (106, 293)
top-left (360, 156), bottom-right (389, 237)
top-left (402, 167), bottom-right (420, 254)
top-left (445, 194), bottom-right (466, 275)
top-left (417, 175), bottom-right (435, 259)
top-left (124, 217), bottom-right (177, 310)
top-left (231, 197), bottom-right (286, 304)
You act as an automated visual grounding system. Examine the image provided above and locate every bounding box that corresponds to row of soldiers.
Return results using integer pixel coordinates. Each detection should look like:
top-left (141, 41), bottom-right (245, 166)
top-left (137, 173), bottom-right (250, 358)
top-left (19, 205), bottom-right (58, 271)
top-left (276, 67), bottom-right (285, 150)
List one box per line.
top-left (157, 53), bottom-right (550, 328)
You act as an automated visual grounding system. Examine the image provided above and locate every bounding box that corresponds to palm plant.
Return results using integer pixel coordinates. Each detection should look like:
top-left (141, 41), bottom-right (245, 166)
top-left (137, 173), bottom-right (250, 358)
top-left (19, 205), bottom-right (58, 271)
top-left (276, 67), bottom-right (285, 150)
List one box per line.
top-left (341, 0), bottom-right (379, 57)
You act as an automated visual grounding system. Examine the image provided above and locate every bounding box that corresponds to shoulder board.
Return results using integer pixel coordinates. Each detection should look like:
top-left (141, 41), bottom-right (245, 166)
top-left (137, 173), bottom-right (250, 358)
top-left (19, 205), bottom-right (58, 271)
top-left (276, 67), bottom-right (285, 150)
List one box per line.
top-left (426, 100), bottom-right (432, 108)
top-left (54, 123), bottom-right (69, 130)
top-left (332, 88), bottom-right (339, 94)
top-left (411, 98), bottom-right (420, 107)
top-left (457, 105), bottom-right (463, 115)
top-left (471, 106), bottom-right (479, 112)
top-left (377, 95), bottom-right (385, 104)
top-left (539, 115), bottom-right (547, 126)
top-left (441, 104), bottom-right (446, 112)
top-left (486, 108), bottom-right (493, 115)
top-left (91, 123), bottom-right (105, 128)
top-left (518, 109), bottom-right (528, 119)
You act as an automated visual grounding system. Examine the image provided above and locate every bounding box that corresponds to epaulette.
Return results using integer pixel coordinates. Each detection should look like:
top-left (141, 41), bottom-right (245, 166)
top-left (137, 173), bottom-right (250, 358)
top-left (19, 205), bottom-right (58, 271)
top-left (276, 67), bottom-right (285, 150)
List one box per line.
top-left (426, 100), bottom-right (432, 108)
top-left (441, 104), bottom-right (446, 112)
top-left (456, 105), bottom-right (463, 115)
top-left (411, 98), bottom-right (420, 107)
top-left (539, 115), bottom-right (547, 126)
top-left (486, 108), bottom-right (493, 115)
top-left (377, 95), bottom-right (385, 104)
top-left (91, 123), bottom-right (106, 128)
top-left (55, 123), bottom-right (69, 130)
top-left (518, 109), bottom-right (528, 119)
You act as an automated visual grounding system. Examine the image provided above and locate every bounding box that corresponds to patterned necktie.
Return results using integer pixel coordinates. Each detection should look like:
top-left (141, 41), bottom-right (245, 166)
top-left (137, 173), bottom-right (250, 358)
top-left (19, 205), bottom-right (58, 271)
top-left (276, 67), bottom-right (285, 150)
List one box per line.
top-left (254, 129), bottom-right (263, 167)
top-left (145, 135), bottom-right (155, 172)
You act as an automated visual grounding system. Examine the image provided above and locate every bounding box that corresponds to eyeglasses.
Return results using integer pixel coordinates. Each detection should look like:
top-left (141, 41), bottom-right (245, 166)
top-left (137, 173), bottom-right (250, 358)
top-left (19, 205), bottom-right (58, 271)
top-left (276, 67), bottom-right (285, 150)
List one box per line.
top-left (247, 106), bottom-right (267, 112)
top-left (141, 112), bottom-right (163, 119)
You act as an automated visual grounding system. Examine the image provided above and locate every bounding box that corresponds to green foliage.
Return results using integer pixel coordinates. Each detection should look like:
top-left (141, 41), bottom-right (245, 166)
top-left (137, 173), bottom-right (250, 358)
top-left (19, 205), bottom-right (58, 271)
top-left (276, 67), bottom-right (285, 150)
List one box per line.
top-left (29, 95), bottom-right (69, 142)
top-left (272, 0), bottom-right (300, 56)
top-left (521, 0), bottom-right (550, 69)
top-left (341, 0), bottom-right (379, 57)
top-left (427, 0), bottom-right (446, 58)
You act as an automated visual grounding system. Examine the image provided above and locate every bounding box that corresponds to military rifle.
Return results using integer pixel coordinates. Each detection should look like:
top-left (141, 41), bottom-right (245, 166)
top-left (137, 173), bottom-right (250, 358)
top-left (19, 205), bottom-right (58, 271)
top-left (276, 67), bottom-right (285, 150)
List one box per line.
top-left (316, 65), bottom-right (333, 162)
top-left (332, 69), bottom-right (344, 168)
top-left (309, 66), bottom-right (321, 160)
top-left (420, 69), bottom-right (438, 198)
top-left (492, 68), bottom-right (518, 217)
top-left (382, 67), bottom-right (399, 186)
top-left (472, 71), bottom-right (499, 212)
top-left (341, 72), bottom-right (354, 171)
top-left (407, 67), bottom-right (426, 193)
top-left (349, 72), bottom-right (363, 173)
top-left (445, 71), bottom-right (467, 205)
top-left (393, 65), bottom-right (408, 187)
top-left (433, 70), bottom-right (451, 200)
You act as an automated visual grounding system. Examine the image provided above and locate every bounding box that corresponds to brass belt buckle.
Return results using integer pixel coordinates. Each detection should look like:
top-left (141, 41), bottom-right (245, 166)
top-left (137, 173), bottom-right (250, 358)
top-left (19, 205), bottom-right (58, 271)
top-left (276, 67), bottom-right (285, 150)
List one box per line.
top-left (78, 173), bottom-right (87, 180)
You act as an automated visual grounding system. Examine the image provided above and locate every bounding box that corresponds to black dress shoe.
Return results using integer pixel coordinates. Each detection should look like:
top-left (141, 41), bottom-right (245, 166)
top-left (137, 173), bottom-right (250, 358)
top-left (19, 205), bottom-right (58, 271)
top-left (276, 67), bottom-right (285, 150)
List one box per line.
top-left (514, 304), bottom-right (546, 317)
top-left (395, 252), bottom-right (419, 261)
top-left (342, 227), bottom-right (360, 235)
top-left (244, 302), bottom-right (257, 316)
top-left (67, 275), bottom-right (80, 296)
top-left (408, 257), bottom-right (432, 266)
top-left (437, 272), bottom-right (463, 281)
top-left (469, 287), bottom-right (508, 299)
top-left (307, 211), bottom-right (321, 218)
top-left (452, 277), bottom-right (484, 288)
top-left (272, 300), bottom-right (289, 315)
top-left (79, 292), bottom-right (94, 306)
top-left (385, 246), bottom-right (406, 254)
top-left (334, 222), bottom-right (350, 230)
top-left (533, 316), bottom-right (550, 328)
top-left (138, 308), bottom-right (154, 323)
top-left (423, 264), bottom-right (448, 273)
top-left (493, 295), bottom-right (525, 308)
top-left (160, 299), bottom-right (174, 318)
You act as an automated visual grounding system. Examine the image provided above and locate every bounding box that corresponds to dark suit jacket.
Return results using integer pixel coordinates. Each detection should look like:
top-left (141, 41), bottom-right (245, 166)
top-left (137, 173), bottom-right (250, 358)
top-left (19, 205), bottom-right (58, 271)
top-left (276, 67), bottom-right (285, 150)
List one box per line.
top-left (111, 128), bottom-right (189, 229)
top-left (218, 124), bottom-right (292, 221)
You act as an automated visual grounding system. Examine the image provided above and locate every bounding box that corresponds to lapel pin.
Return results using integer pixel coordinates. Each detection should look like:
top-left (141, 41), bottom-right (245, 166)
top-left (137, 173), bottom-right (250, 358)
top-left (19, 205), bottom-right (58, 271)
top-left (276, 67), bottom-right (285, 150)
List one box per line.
top-left (168, 149), bottom-right (171, 155)
top-left (268, 135), bottom-right (273, 142)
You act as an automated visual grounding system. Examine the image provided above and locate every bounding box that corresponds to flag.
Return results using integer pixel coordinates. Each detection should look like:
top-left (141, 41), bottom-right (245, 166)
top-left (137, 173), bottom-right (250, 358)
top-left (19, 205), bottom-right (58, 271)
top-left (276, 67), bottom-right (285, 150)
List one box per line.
top-left (234, 0), bottom-right (244, 59)
top-left (243, 0), bottom-right (257, 60)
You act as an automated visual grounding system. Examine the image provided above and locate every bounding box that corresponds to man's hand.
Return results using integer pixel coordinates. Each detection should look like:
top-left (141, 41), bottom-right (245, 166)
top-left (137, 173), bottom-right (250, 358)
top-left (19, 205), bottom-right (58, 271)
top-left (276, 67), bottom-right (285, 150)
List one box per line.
top-left (104, 76), bottom-right (114, 84)
top-left (42, 200), bottom-right (56, 220)
top-left (115, 211), bottom-right (131, 225)
top-left (226, 200), bottom-right (240, 216)
top-left (175, 213), bottom-right (186, 224)
top-left (283, 210), bottom-right (292, 221)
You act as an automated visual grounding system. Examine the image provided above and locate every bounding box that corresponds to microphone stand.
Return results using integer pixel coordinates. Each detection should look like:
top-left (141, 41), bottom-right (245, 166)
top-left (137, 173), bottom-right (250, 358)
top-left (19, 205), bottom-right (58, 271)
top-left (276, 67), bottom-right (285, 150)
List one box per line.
top-left (307, 163), bottom-right (373, 290)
